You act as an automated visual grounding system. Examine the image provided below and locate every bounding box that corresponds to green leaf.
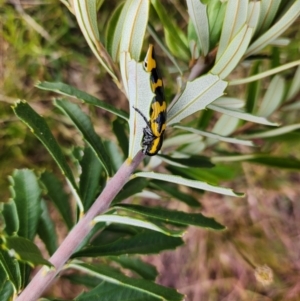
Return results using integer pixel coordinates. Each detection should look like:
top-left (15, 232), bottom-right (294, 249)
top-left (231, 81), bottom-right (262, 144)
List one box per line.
top-left (149, 180), bottom-right (201, 208)
top-left (65, 274), bottom-right (102, 288)
top-left (159, 154), bottom-right (214, 168)
top-left (166, 164), bottom-right (239, 184)
top-left (187, 0), bottom-right (209, 56)
top-left (112, 256), bottom-right (158, 281)
top-left (245, 155), bottom-right (300, 170)
top-left (197, 109), bottom-right (214, 129)
top-left (79, 147), bottom-right (103, 211)
top-left (72, 229), bottom-right (183, 258)
top-left (116, 204), bottom-right (225, 230)
top-left (147, 22), bottom-right (183, 75)
top-left (75, 281), bottom-right (162, 301)
top-left (112, 177), bottom-right (149, 205)
top-left (9, 169), bottom-right (41, 240)
top-left (212, 154), bottom-right (300, 170)
top-left (55, 99), bottom-right (113, 176)
top-left (92, 224), bottom-right (141, 246)
top-left (40, 171), bottom-right (73, 230)
top-left (136, 171), bottom-right (243, 197)
top-left (72, 263), bottom-right (184, 301)
top-left (36, 82), bottom-right (128, 120)
top-left (37, 200), bottom-right (57, 256)
top-left (0, 276), bottom-right (14, 301)
top-left (167, 74), bottom-right (228, 125)
top-left (2, 200), bottom-right (19, 236)
top-left (13, 101), bottom-right (79, 194)
top-left (94, 215), bottom-right (184, 237)
top-left (245, 61), bottom-right (261, 113)
top-left (207, 0), bottom-right (227, 49)
top-left (151, 0), bottom-right (189, 61)
top-left (112, 117), bottom-right (129, 158)
top-left (286, 65), bottom-right (300, 100)
top-left (187, 21), bottom-right (200, 61)
top-left (104, 140), bottom-right (124, 172)
top-left (3, 236), bottom-right (52, 267)
top-left (0, 248), bottom-right (21, 291)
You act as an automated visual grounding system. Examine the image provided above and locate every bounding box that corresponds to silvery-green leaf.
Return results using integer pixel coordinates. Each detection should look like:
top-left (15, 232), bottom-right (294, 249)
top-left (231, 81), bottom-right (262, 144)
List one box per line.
top-left (167, 74), bottom-right (227, 125)
top-left (287, 65), bottom-right (300, 100)
top-left (179, 141), bottom-right (206, 155)
top-left (216, 0), bottom-right (248, 61)
top-left (247, 1), bottom-right (261, 36)
top-left (175, 125), bottom-right (253, 146)
top-left (257, 75), bottom-right (285, 117)
top-left (120, 0), bottom-right (149, 61)
top-left (73, 0), bottom-right (116, 80)
top-left (230, 60), bottom-right (300, 86)
top-left (241, 124), bottom-right (300, 139)
top-left (136, 190), bottom-right (161, 199)
top-left (282, 102), bottom-right (300, 111)
top-left (255, 0), bottom-right (280, 35)
top-left (212, 154), bottom-right (258, 163)
top-left (208, 104), bottom-right (278, 126)
top-left (163, 134), bottom-right (203, 149)
top-left (246, 0), bottom-right (300, 56)
top-left (119, 51), bottom-right (131, 97)
top-left (127, 59), bottom-right (154, 158)
top-left (212, 24), bottom-right (253, 79)
top-left (186, 0), bottom-right (209, 56)
top-left (135, 172), bottom-right (243, 197)
top-left (212, 97), bottom-right (245, 109)
top-left (111, 0), bottom-right (131, 62)
top-left (211, 114), bottom-right (239, 136)
top-left (270, 37), bottom-right (290, 46)
top-left (105, 3), bottom-right (124, 58)
top-left (93, 215), bottom-right (184, 237)
top-left (205, 115), bottom-right (239, 146)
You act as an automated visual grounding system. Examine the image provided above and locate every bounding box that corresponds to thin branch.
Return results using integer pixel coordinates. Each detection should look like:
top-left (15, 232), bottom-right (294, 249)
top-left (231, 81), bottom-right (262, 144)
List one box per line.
top-left (15, 150), bottom-right (145, 301)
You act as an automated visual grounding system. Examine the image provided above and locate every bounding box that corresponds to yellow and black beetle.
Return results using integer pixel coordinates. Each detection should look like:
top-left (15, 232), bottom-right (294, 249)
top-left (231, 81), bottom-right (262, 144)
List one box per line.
top-left (133, 44), bottom-right (167, 156)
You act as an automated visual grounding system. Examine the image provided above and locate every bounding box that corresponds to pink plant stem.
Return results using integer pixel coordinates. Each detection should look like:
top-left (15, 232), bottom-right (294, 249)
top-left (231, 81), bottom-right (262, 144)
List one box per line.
top-left (16, 150), bottom-right (145, 301)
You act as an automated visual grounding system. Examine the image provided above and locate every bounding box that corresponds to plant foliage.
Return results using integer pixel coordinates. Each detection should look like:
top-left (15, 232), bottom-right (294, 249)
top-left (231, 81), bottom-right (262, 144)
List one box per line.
top-left (1, 0), bottom-right (300, 300)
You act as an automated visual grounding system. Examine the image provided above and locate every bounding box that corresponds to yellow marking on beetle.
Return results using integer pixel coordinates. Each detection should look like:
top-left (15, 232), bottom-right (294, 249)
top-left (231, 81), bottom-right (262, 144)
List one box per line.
top-left (143, 44), bottom-right (157, 72)
top-left (151, 79), bottom-right (163, 91)
top-left (133, 44), bottom-right (167, 156)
